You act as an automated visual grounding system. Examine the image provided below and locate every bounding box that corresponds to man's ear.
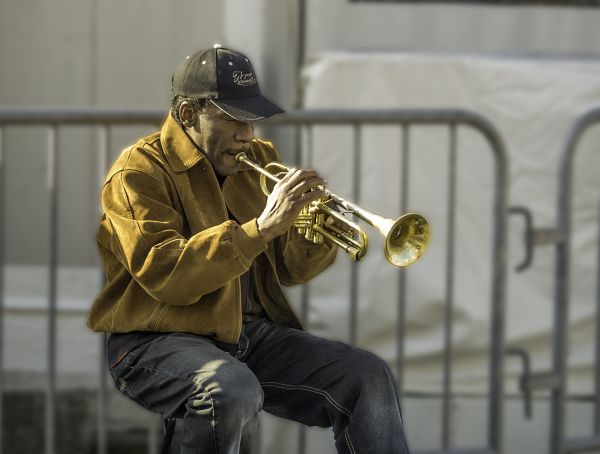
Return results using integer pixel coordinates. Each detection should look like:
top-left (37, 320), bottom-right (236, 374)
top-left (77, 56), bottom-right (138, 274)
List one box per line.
top-left (179, 101), bottom-right (197, 128)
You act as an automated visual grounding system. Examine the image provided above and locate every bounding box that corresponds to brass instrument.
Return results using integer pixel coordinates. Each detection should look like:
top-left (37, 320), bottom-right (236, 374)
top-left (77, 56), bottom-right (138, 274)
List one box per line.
top-left (236, 152), bottom-right (430, 267)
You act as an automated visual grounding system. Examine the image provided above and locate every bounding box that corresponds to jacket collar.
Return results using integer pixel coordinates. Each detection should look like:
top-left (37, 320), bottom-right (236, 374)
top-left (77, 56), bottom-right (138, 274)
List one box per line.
top-left (160, 113), bottom-right (206, 173)
top-left (160, 113), bottom-right (258, 174)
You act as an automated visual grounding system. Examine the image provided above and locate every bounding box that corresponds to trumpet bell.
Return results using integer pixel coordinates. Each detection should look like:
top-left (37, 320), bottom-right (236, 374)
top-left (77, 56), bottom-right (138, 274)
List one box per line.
top-left (384, 213), bottom-right (431, 267)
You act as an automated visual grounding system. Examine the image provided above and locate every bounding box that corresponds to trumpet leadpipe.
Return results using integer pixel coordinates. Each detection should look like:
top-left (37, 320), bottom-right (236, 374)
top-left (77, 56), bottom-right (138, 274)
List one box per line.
top-left (236, 152), bottom-right (279, 180)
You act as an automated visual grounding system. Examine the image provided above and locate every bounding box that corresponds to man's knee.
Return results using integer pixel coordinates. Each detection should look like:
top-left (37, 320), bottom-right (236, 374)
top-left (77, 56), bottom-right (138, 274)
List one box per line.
top-left (343, 348), bottom-right (396, 392)
top-left (188, 362), bottom-right (263, 417)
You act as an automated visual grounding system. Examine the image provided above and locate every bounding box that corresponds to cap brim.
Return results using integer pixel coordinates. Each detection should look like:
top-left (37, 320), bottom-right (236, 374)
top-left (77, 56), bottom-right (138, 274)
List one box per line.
top-left (210, 95), bottom-right (284, 122)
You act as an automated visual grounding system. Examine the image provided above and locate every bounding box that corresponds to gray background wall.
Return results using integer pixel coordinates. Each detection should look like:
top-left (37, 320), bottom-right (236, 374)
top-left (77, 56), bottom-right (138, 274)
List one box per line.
top-left (307, 0), bottom-right (600, 57)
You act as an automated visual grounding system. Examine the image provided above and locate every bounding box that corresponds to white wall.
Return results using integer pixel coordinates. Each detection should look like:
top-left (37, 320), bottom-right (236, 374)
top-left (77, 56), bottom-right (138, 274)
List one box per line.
top-left (306, 0), bottom-right (600, 58)
top-left (0, 0), bottom-right (227, 107)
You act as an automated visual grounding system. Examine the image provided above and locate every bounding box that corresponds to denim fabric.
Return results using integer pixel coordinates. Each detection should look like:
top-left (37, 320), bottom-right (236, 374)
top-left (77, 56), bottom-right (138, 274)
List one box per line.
top-left (109, 317), bottom-right (410, 454)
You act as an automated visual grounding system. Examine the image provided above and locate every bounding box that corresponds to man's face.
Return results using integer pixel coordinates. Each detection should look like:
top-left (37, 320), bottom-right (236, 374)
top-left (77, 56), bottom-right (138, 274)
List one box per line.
top-left (188, 105), bottom-right (255, 177)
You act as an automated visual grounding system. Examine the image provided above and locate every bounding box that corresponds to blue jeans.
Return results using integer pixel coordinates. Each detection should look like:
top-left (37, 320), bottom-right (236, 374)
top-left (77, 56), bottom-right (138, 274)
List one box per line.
top-left (109, 317), bottom-right (410, 454)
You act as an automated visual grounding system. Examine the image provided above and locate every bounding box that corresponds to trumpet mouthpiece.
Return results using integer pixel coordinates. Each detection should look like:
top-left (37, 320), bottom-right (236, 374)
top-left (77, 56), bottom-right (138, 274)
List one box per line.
top-left (235, 152), bottom-right (248, 163)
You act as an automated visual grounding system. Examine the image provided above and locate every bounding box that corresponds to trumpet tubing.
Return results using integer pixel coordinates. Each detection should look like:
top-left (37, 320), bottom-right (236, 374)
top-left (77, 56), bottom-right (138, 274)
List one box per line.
top-left (235, 152), bottom-right (430, 267)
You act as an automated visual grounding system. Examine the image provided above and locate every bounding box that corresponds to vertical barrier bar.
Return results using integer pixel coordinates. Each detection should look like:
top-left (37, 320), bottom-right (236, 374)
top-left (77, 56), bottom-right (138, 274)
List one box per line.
top-left (442, 124), bottom-right (458, 450)
top-left (349, 124), bottom-right (361, 346)
top-left (96, 125), bottom-right (109, 454)
top-left (549, 111), bottom-right (580, 454)
top-left (0, 126), bottom-right (5, 454)
top-left (46, 125), bottom-right (58, 454)
top-left (148, 417), bottom-right (158, 454)
top-left (488, 121), bottom-right (509, 454)
top-left (300, 125), bottom-right (314, 325)
top-left (298, 125), bottom-right (313, 454)
top-left (396, 124), bottom-right (410, 394)
top-left (594, 199), bottom-right (600, 435)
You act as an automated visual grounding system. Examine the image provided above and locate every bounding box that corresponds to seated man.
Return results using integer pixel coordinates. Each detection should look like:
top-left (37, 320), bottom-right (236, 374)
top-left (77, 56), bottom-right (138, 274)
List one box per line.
top-left (87, 44), bottom-right (410, 454)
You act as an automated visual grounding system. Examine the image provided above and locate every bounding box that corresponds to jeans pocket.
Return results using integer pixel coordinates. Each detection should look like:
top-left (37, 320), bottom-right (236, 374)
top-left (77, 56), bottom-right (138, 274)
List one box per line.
top-left (116, 377), bottom-right (131, 396)
top-left (109, 355), bottom-right (128, 380)
top-left (114, 375), bottom-right (150, 410)
top-left (109, 346), bottom-right (144, 384)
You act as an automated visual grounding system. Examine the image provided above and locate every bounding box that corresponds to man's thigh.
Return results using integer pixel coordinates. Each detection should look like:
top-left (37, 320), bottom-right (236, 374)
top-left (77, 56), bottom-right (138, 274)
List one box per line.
top-left (110, 332), bottom-right (261, 418)
top-left (243, 319), bottom-right (393, 427)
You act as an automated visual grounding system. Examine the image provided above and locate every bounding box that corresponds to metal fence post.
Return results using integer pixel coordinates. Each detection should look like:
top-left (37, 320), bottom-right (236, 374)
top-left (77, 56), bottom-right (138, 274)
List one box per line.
top-left (46, 125), bottom-right (59, 454)
top-left (0, 126), bottom-right (5, 454)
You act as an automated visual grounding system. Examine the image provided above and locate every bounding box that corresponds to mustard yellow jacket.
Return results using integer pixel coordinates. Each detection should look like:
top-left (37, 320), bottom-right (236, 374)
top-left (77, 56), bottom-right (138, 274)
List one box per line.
top-left (87, 114), bottom-right (337, 344)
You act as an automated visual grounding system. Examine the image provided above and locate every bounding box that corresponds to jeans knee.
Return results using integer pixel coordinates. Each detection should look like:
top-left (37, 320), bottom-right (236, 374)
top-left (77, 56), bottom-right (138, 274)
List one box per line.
top-left (220, 373), bottom-right (264, 416)
top-left (343, 349), bottom-right (404, 421)
top-left (348, 349), bottom-right (395, 392)
top-left (188, 364), bottom-right (263, 419)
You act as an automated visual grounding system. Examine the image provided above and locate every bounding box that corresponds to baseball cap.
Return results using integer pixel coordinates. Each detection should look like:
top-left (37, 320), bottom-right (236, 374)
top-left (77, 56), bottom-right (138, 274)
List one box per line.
top-left (171, 44), bottom-right (284, 122)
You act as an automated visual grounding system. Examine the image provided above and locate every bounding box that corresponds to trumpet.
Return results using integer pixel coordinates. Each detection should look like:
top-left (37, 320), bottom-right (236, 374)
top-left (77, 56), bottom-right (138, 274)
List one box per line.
top-left (236, 152), bottom-right (430, 267)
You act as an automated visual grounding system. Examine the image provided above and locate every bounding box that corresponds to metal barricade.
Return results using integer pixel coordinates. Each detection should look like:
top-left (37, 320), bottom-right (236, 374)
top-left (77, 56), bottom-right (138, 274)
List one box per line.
top-left (552, 108), bottom-right (600, 454)
top-left (0, 108), bottom-right (509, 454)
top-left (506, 107), bottom-right (600, 454)
top-left (268, 110), bottom-right (509, 454)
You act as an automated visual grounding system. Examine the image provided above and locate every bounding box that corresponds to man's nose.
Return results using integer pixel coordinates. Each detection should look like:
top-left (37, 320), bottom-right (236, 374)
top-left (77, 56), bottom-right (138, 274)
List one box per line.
top-left (235, 122), bottom-right (255, 143)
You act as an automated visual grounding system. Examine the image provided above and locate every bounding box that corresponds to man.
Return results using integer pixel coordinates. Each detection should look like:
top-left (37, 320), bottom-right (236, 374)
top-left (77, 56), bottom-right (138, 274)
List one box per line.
top-left (87, 44), bottom-right (409, 454)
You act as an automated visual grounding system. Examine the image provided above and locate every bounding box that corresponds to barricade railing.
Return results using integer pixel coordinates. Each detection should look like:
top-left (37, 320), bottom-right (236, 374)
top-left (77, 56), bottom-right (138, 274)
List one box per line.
top-left (0, 108), bottom-right (509, 454)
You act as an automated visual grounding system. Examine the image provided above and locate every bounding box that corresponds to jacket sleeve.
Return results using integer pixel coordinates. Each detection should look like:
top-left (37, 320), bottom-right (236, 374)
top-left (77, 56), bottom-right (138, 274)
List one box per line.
top-left (101, 168), bottom-right (267, 306)
top-left (273, 220), bottom-right (338, 286)
top-left (251, 140), bottom-right (338, 286)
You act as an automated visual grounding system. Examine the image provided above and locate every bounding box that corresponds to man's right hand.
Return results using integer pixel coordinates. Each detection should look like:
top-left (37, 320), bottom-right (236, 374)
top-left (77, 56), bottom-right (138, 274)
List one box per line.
top-left (256, 168), bottom-right (326, 242)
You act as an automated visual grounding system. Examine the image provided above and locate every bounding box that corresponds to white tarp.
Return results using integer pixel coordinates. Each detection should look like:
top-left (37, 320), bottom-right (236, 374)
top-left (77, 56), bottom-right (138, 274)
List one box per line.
top-left (298, 52), bottom-right (600, 396)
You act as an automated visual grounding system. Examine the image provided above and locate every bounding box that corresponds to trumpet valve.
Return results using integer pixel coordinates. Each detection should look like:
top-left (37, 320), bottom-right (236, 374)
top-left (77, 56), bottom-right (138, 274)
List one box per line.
top-left (311, 213), bottom-right (325, 244)
top-left (293, 206), bottom-right (324, 244)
